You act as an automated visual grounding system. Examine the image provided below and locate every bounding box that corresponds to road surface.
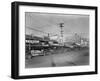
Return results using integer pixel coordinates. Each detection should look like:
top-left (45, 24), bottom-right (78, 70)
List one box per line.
top-left (25, 48), bottom-right (89, 68)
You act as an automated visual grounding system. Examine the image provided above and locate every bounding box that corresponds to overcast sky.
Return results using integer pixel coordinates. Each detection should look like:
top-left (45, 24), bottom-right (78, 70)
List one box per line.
top-left (25, 12), bottom-right (89, 41)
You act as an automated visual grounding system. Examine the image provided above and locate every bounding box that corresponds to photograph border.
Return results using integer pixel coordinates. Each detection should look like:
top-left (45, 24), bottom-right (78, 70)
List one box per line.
top-left (11, 1), bottom-right (98, 79)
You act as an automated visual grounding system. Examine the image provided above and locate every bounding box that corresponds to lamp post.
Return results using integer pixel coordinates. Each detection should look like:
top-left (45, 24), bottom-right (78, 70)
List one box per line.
top-left (59, 23), bottom-right (64, 45)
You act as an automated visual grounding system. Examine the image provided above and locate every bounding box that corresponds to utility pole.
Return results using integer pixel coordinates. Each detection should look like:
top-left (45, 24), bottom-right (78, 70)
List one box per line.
top-left (48, 33), bottom-right (50, 38)
top-left (59, 23), bottom-right (64, 44)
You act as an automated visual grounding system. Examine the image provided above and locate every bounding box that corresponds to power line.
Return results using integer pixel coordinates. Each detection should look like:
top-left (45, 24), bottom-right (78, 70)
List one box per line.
top-left (26, 26), bottom-right (48, 34)
top-left (26, 26), bottom-right (58, 37)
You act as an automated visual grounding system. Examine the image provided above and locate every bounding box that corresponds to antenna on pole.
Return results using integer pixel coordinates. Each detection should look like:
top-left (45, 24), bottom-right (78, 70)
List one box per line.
top-left (59, 23), bottom-right (64, 44)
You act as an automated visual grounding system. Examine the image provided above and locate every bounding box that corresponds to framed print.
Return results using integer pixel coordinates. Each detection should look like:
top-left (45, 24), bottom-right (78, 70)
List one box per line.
top-left (11, 1), bottom-right (98, 79)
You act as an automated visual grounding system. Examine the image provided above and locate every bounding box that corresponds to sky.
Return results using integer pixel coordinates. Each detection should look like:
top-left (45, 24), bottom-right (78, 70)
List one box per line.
top-left (25, 12), bottom-right (89, 42)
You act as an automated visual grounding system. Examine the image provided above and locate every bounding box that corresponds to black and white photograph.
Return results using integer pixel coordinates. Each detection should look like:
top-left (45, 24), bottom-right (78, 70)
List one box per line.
top-left (25, 12), bottom-right (89, 68)
top-left (11, 1), bottom-right (97, 79)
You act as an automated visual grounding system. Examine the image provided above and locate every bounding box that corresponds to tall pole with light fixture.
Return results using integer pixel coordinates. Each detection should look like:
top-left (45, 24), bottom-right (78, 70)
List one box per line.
top-left (59, 23), bottom-right (64, 45)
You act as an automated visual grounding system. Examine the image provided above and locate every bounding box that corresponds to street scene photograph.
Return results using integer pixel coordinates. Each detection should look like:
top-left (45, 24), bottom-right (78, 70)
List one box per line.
top-left (25, 12), bottom-right (89, 68)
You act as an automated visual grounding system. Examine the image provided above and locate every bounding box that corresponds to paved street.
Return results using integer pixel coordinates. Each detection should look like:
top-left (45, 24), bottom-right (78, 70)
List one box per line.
top-left (25, 48), bottom-right (89, 68)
